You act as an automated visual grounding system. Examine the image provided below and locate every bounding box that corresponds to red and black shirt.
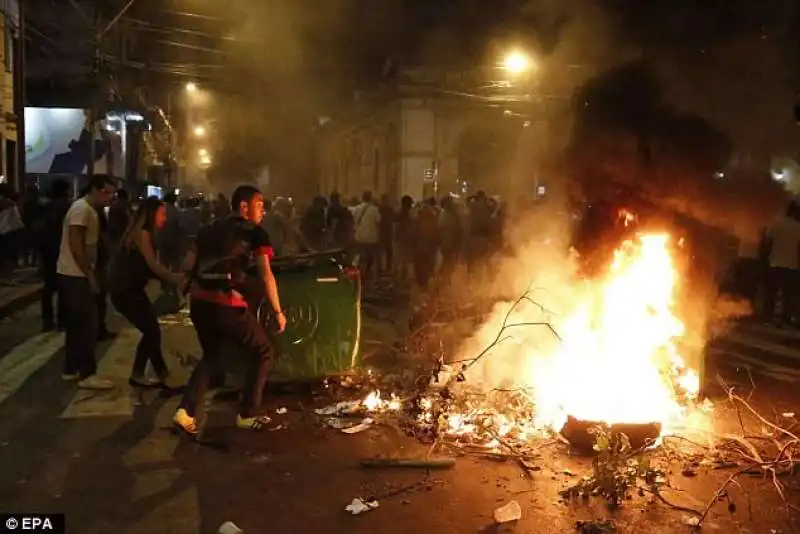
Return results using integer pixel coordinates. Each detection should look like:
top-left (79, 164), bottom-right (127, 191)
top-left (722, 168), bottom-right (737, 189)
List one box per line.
top-left (190, 216), bottom-right (274, 307)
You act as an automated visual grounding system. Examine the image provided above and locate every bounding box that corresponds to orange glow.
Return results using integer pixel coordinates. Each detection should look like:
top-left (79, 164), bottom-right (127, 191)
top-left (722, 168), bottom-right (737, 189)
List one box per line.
top-left (358, 231), bottom-right (708, 448)
top-left (531, 233), bottom-right (699, 432)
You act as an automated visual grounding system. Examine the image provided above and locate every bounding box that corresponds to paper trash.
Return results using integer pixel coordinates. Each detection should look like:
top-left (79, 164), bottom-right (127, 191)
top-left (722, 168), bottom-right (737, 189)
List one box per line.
top-left (217, 521), bottom-right (243, 534)
top-left (493, 500), bottom-right (522, 524)
top-left (681, 516), bottom-right (700, 527)
top-left (315, 401), bottom-right (361, 416)
top-left (341, 418), bottom-right (374, 434)
top-left (345, 498), bottom-right (379, 515)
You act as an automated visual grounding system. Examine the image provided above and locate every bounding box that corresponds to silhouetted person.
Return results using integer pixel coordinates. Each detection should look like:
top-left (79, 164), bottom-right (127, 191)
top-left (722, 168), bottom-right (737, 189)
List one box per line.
top-left (40, 180), bottom-right (71, 332)
top-left (762, 201), bottom-right (800, 327)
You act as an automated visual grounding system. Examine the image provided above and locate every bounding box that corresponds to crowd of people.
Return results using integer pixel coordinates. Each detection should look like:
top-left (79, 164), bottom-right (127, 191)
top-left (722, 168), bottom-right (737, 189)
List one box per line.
top-left (7, 173), bottom-right (800, 441)
top-left (295, 189), bottom-right (508, 289)
top-left (0, 177), bottom-right (514, 435)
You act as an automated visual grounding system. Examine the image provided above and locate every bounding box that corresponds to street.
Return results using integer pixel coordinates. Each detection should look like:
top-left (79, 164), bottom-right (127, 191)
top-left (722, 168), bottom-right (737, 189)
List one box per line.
top-left (0, 285), bottom-right (798, 534)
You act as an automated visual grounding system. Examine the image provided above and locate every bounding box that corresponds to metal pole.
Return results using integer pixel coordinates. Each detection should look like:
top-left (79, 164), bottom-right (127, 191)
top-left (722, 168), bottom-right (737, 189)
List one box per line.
top-left (15, 0), bottom-right (25, 193)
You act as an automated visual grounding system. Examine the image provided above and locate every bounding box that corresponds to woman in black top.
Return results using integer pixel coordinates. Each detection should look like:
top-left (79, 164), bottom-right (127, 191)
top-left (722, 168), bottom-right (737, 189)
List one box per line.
top-left (110, 198), bottom-right (185, 388)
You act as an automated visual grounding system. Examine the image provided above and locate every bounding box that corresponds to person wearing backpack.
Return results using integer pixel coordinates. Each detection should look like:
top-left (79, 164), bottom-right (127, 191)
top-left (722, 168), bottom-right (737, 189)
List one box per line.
top-left (352, 191), bottom-right (382, 286)
top-left (174, 185), bottom-right (286, 435)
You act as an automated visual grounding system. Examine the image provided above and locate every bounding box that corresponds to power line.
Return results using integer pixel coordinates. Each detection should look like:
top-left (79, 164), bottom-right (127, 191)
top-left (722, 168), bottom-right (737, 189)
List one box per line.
top-left (125, 18), bottom-right (241, 42)
top-left (138, 8), bottom-right (223, 22)
top-left (152, 39), bottom-right (226, 55)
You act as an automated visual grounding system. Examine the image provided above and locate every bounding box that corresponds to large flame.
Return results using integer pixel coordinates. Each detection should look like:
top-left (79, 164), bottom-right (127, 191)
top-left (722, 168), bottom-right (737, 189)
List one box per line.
top-left (357, 231), bottom-right (706, 447)
top-left (531, 233), bottom-right (699, 432)
top-left (454, 230), bottom-right (703, 438)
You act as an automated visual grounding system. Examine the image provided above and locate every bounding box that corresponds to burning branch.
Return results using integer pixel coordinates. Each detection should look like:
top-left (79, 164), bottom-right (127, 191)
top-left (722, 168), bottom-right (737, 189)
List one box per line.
top-left (449, 289), bottom-right (562, 376)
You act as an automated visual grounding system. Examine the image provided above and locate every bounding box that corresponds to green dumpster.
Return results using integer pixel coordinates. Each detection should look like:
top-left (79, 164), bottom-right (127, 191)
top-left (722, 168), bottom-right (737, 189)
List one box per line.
top-left (230, 250), bottom-right (362, 382)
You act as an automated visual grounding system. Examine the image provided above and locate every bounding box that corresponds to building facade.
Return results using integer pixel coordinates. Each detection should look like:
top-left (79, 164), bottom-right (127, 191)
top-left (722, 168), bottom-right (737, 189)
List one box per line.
top-left (318, 66), bottom-right (541, 202)
top-left (0, 0), bottom-right (19, 189)
top-left (317, 67), bottom-right (553, 202)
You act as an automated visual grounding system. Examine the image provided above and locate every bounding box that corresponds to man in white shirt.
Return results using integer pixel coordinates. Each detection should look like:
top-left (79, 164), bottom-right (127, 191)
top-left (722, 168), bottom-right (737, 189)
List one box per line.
top-left (58, 175), bottom-right (117, 389)
top-left (352, 191), bottom-right (381, 285)
top-left (763, 201), bottom-right (800, 326)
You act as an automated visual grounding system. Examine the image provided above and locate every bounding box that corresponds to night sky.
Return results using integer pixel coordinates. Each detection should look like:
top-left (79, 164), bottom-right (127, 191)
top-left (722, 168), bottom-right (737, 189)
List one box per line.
top-left (23, 0), bottom-right (800, 190)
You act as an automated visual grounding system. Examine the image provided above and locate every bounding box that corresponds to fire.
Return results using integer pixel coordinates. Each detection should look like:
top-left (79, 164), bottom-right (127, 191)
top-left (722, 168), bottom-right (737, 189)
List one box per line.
top-left (531, 233), bottom-right (699, 432)
top-left (362, 391), bottom-right (401, 412)
top-left (351, 231), bottom-right (706, 449)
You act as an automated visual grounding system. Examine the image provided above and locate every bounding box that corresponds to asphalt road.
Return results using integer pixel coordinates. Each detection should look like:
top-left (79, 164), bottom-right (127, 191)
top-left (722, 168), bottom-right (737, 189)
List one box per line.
top-left (0, 297), bottom-right (798, 534)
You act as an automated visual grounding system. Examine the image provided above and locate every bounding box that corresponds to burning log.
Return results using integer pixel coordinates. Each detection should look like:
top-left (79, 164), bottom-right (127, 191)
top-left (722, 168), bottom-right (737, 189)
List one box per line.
top-left (561, 416), bottom-right (661, 453)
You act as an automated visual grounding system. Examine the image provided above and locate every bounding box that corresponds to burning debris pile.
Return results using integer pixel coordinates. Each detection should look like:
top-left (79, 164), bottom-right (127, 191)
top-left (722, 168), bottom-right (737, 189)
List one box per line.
top-left (322, 232), bottom-right (709, 454)
top-left (315, 229), bottom-right (800, 527)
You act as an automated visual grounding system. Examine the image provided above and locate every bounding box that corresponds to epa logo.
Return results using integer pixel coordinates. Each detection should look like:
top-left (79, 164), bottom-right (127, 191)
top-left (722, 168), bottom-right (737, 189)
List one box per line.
top-left (5, 516), bottom-right (56, 530)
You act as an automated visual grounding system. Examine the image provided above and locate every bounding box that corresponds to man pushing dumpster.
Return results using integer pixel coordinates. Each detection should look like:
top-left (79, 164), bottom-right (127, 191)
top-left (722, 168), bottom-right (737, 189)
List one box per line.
top-left (174, 185), bottom-right (287, 435)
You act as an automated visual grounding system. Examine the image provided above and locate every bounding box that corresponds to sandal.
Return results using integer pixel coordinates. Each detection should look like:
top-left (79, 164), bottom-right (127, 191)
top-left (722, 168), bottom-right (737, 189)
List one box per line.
top-left (236, 414), bottom-right (271, 430)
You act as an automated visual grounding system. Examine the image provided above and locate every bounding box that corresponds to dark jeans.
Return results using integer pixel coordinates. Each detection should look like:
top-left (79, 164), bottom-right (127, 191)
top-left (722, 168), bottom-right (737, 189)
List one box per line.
top-left (41, 253), bottom-right (64, 329)
top-left (0, 230), bottom-right (22, 273)
top-left (764, 266), bottom-right (800, 323)
top-left (440, 246), bottom-right (460, 282)
top-left (59, 275), bottom-right (98, 378)
top-left (414, 241), bottom-right (438, 289)
top-left (356, 242), bottom-right (379, 284)
top-left (96, 262), bottom-right (109, 334)
top-left (379, 238), bottom-right (393, 274)
top-left (180, 299), bottom-right (274, 419)
top-left (111, 288), bottom-right (168, 379)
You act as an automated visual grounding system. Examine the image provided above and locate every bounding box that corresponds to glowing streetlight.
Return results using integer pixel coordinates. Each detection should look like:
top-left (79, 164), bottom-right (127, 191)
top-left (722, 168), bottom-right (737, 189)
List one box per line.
top-left (200, 156), bottom-right (212, 166)
top-left (503, 51), bottom-right (532, 74)
top-left (193, 125), bottom-right (206, 137)
top-left (185, 82), bottom-right (198, 92)
top-left (198, 148), bottom-right (208, 157)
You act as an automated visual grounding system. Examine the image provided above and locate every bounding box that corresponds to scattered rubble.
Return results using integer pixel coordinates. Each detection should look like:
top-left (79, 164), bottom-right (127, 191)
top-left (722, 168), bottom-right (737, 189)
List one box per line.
top-left (493, 500), bottom-right (522, 523)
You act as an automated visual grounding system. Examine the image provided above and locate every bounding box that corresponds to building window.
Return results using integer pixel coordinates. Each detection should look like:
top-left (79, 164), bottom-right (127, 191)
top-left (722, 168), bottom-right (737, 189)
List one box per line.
top-left (4, 20), bottom-right (13, 73)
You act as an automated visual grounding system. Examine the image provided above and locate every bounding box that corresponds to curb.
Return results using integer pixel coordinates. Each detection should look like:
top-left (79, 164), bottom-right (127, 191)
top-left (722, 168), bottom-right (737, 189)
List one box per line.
top-left (0, 285), bottom-right (42, 321)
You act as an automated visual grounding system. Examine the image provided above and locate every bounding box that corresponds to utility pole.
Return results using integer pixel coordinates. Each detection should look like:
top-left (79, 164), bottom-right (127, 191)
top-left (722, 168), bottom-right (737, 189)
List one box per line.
top-left (14, 0), bottom-right (25, 192)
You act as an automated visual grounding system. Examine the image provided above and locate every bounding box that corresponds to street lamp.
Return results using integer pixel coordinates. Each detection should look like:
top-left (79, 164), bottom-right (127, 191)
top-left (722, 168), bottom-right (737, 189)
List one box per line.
top-left (198, 148), bottom-right (208, 157)
top-left (193, 125), bottom-right (206, 137)
top-left (185, 82), bottom-right (198, 93)
top-left (503, 51), bottom-right (532, 75)
top-left (200, 155), bottom-right (212, 166)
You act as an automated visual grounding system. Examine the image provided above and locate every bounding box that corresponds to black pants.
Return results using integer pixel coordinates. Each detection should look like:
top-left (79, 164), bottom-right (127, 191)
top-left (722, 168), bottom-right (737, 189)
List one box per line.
top-left (96, 263), bottom-right (109, 334)
top-left (180, 300), bottom-right (273, 419)
top-left (764, 267), bottom-right (800, 323)
top-left (111, 288), bottom-right (168, 379)
top-left (414, 241), bottom-right (438, 289)
top-left (379, 238), bottom-right (393, 274)
top-left (440, 247), bottom-right (460, 282)
top-left (59, 275), bottom-right (98, 378)
top-left (41, 253), bottom-right (64, 329)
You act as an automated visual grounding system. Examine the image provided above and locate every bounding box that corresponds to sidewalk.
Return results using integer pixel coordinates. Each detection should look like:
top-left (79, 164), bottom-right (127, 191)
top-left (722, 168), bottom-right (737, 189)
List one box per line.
top-left (0, 267), bottom-right (42, 320)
